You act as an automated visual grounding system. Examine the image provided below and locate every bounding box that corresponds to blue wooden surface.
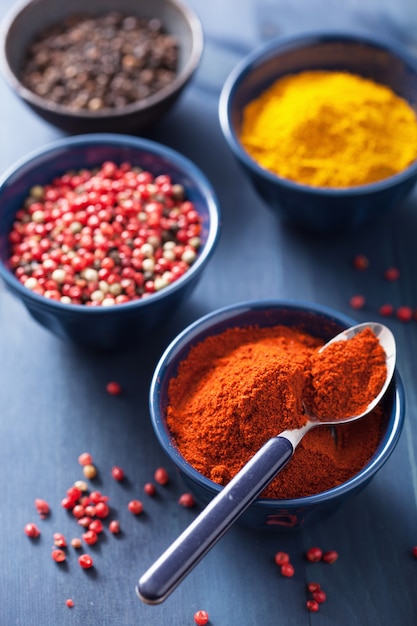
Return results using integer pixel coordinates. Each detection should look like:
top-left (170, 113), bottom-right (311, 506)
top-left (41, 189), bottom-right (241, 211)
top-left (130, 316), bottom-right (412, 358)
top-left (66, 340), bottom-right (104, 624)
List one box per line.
top-left (1, 1), bottom-right (417, 624)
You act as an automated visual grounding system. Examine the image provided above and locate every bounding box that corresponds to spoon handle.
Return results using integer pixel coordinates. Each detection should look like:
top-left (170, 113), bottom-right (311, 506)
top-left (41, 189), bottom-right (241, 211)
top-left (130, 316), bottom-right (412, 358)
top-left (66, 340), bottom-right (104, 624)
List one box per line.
top-left (136, 435), bottom-right (294, 604)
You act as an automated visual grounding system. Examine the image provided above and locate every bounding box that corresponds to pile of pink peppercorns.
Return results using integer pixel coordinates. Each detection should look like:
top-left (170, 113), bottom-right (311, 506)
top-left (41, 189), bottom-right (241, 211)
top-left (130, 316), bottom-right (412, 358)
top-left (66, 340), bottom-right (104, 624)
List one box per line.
top-left (8, 161), bottom-right (202, 305)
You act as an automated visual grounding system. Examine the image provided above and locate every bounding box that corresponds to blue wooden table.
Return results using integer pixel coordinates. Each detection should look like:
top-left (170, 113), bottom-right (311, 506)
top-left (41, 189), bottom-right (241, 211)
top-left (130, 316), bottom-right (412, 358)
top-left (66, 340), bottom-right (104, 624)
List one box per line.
top-left (1, 1), bottom-right (417, 624)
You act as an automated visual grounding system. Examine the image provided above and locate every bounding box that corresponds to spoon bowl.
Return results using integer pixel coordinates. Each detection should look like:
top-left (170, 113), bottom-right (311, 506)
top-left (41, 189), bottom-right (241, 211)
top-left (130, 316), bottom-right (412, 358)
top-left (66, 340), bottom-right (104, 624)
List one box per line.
top-left (137, 319), bottom-right (396, 604)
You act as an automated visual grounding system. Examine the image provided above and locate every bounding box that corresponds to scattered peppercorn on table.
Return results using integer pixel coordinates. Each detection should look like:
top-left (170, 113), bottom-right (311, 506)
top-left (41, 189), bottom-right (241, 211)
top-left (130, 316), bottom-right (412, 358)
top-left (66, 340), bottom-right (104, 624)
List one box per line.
top-left (1, 1), bottom-right (417, 625)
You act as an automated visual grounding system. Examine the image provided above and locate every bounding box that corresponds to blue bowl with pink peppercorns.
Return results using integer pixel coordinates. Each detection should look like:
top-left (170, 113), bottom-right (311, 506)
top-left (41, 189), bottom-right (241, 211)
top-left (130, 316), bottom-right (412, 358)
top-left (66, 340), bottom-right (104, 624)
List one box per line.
top-left (0, 134), bottom-right (220, 351)
top-left (149, 300), bottom-right (405, 530)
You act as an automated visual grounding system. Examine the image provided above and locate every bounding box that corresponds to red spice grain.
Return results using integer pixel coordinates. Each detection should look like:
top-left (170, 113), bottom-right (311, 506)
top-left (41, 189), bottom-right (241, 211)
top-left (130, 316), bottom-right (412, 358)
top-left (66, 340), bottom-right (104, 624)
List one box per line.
top-left (89, 490), bottom-right (107, 504)
top-left (154, 467), bottom-right (169, 485)
top-left (322, 550), bottom-right (339, 564)
top-left (306, 547), bottom-right (323, 562)
top-left (71, 538), bottom-right (82, 549)
top-left (89, 519), bottom-right (104, 534)
top-left (65, 599), bottom-right (74, 608)
top-left (313, 589), bottom-right (327, 604)
top-left (78, 452), bottom-right (93, 466)
top-left (95, 502), bottom-right (110, 519)
top-left (111, 465), bottom-right (125, 481)
top-left (78, 516), bottom-right (93, 528)
top-left (34, 498), bottom-right (50, 517)
top-left (72, 504), bottom-right (86, 519)
top-left (178, 492), bottom-right (195, 508)
top-left (379, 303), bottom-right (394, 317)
top-left (306, 600), bottom-right (320, 612)
top-left (274, 551), bottom-right (290, 566)
top-left (411, 546), bottom-right (417, 559)
top-left (280, 563), bottom-right (295, 577)
top-left (194, 610), bottom-right (209, 625)
top-left (144, 482), bottom-right (156, 496)
top-left (24, 522), bottom-right (40, 538)
top-left (109, 520), bottom-right (120, 534)
top-left (307, 582), bottom-right (321, 593)
top-left (128, 499), bottom-right (143, 515)
top-left (384, 267), bottom-right (400, 281)
top-left (396, 306), bottom-right (413, 322)
top-left (53, 532), bottom-right (67, 547)
top-left (52, 549), bottom-right (66, 563)
top-left (353, 254), bottom-right (369, 271)
top-left (349, 294), bottom-right (365, 310)
top-left (106, 381), bottom-right (122, 395)
top-left (82, 530), bottom-right (98, 545)
top-left (78, 553), bottom-right (94, 569)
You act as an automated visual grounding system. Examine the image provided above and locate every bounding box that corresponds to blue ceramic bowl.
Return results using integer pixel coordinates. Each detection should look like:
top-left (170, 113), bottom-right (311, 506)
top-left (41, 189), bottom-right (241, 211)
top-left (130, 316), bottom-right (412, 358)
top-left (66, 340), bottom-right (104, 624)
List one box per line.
top-left (0, 0), bottom-right (203, 134)
top-left (150, 300), bottom-right (405, 530)
top-left (0, 134), bottom-right (220, 351)
top-left (219, 33), bottom-right (417, 234)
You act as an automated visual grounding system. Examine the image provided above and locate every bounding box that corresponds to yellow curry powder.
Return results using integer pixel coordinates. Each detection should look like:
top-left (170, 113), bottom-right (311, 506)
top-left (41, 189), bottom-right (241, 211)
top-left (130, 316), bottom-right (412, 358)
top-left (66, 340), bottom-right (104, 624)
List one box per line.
top-left (240, 70), bottom-right (417, 188)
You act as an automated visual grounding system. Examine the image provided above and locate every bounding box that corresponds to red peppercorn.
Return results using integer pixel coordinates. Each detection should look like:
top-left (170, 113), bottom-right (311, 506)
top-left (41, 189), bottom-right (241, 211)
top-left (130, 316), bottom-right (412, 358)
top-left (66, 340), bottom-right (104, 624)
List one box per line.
top-left (111, 465), bottom-right (124, 481)
top-left (128, 499), bottom-right (143, 515)
top-left (109, 520), bottom-right (121, 534)
top-left (384, 267), bottom-right (400, 281)
top-left (154, 467), bottom-right (169, 485)
top-left (52, 549), bottom-right (66, 563)
top-left (280, 562), bottom-right (295, 577)
top-left (82, 530), bottom-right (98, 545)
top-left (78, 452), bottom-right (93, 466)
top-left (178, 493), bottom-right (195, 508)
top-left (53, 532), bottom-right (67, 548)
top-left (106, 381), bottom-right (122, 395)
top-left (89, 519), bottom-right (104, 534)
top-left (307, 582), bottom-right (321, 593)
top-left (95, 502), bottom-right (110, 519)
top-left (274, 551), bottom-right (290, 566)
top-left (144, 482), bottom-right (156, 496)
top-left (313, 589), bottom-right (327, 604)
top-left (322, 549), bottom-right (339, 564)
top-left (194, 609), bottom-right (209, 625)
top-left (412, 546), bottom-right (417, 559)
top-left (78, 553), bottom-right (94, 569)
top-left (353, 254), bottom-right (369, 271)
top-left (35, 498), bottom-right (50, 517)
top-left (65, 599), bottom-right (74, 608)
top-left (379, 303), bottom-right (394, 317)
top-left (72, 504), bottom-right (86, 519)
top-left (349, 294), bottom-right (365, 310)
top-left (24, 522), bottom-right (40, 538)
top-left (396, 306), bottom-right (413, 322)
top-left (306, 600), bottom-right (320, 612)
top-left (306, 547), bottom-right (323, 562)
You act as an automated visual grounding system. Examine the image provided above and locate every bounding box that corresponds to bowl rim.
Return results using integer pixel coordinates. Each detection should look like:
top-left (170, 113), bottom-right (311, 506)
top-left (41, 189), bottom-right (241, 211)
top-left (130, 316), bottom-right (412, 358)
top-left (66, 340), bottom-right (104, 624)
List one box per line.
top-left (0, 132), bottom-right (220, 315)
top-left (150, 298), bottom-right (405, 507)
top-left (219, 30), bottom-right (417, 196)
top-left (0, 0), bottom-right (204, 120)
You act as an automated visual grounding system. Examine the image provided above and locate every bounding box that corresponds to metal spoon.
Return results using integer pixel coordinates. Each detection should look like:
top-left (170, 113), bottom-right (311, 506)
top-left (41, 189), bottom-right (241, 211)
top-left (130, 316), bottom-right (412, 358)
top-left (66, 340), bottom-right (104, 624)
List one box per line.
top-left (136, 322), bottom-right (396, 604)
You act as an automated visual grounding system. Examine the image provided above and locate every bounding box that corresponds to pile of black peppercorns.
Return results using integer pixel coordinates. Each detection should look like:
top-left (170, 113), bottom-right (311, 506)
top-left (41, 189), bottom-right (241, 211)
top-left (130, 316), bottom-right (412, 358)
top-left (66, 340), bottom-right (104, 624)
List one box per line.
top-left (20, 12), bottom-right (179, 111)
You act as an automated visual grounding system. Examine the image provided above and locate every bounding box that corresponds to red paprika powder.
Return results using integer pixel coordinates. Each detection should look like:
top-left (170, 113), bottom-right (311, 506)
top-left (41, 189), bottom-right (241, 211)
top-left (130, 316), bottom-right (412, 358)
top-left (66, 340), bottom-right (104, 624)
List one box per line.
top-left (166, 325), bottom-right (387, 499)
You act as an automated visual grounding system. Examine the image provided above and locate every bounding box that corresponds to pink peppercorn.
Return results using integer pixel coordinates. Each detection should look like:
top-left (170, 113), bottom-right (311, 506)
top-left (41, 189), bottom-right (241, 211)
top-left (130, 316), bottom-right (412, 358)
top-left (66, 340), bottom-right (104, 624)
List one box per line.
top-left (106, 381), bottom-right (122, 395)
top-left (349, 294), bottom-right (365, 310)
top-left (109, 520), bottom-right (120, 534)
top-left (111, 465), bottom-right (124, 481)
top-left (194, 610), bottom-right (209, 625)
top-left (52, 549), bottom-right (66, 563)
top-left (34, 498), bottom-right (50, 517)
top-left (352, 254), bottom-right (369, 271)
top-left (78, 452), bottom-right (93, 466)
top-left (144, 482), bottom-right (156, 496)
top-left (280, 563), bottom-right (295, 577)
top-left (396, 306), bottom-right (413, 322)
top-left (82, 530), bottom-right (98, 545)
top-left (384, 267), bottom-right (400, 281)
top-left (412, 546), bottom-right (417, 559)
top-left (53, 532), bottom-right (67, 548)
top-left (78, 553), bottom-right (94, 569)
top-left (379, 303), bottom-right (394, 317)
top-left (306, 600), bottom-right (320, 612)
top-left (24, 522), bottom-right (40, 538)
top-left (65, 599), bottom-right (74, 608)
top-left (154, 467), bottom-right (169, 485)
top-left (95, 502), bottom-right (110, 519)
top-left (306, 547), bottom-right (323, 562)
top-left (178, 493), bottom-right (195, 508)
top-left (89, 519), bottom-right (104, 534)
top-left (128, 499), bottom-right (143, 515)
top-left (322, 549), bottom-right (339, 564)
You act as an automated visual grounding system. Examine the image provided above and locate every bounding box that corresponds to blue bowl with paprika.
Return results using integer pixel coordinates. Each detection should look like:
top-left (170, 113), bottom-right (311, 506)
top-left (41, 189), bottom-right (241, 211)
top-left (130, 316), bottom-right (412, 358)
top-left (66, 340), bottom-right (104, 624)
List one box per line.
top-left (0, 133), bottom-right (220, 351)
top-left (150, 300), bottom-right (405, 530)
top-left (219, 32), bottom-right (417, 234)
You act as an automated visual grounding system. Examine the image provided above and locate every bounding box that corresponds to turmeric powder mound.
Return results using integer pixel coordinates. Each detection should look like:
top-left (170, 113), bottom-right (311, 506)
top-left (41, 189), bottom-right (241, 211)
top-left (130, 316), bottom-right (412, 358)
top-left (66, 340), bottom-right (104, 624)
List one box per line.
top-left (240, 70), bottom-right (417, 188)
